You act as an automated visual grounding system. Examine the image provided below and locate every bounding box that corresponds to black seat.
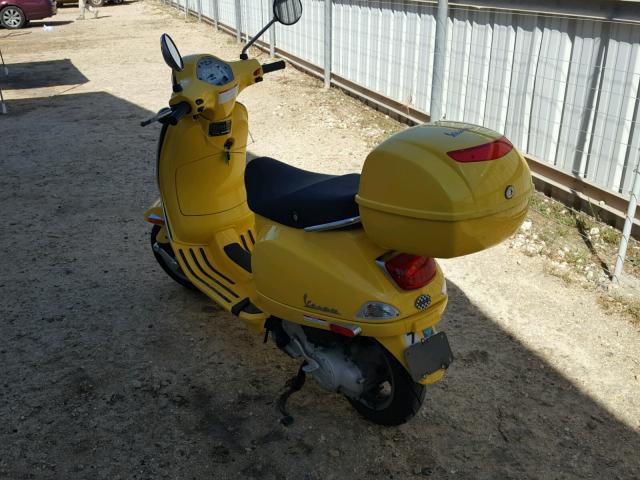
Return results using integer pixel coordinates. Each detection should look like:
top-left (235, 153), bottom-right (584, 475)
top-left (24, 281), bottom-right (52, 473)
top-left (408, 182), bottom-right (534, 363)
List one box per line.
top-left (245, 157), bottom-right (360, 229)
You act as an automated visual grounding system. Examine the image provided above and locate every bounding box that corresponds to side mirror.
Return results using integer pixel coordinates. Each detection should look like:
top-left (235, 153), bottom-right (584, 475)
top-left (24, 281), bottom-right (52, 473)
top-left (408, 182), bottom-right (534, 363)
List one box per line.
top-left (160, 33), bottom-right (184, 72)
top-left (240, 0), bottom-right (302, 59)
top-left (273, 0), bottom-right (302, 26)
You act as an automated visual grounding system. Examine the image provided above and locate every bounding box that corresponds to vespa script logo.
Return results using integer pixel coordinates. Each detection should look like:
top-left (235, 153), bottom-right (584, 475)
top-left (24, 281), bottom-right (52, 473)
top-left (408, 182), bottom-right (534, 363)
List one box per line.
top-left (303, 294), bottom-right (340, 315)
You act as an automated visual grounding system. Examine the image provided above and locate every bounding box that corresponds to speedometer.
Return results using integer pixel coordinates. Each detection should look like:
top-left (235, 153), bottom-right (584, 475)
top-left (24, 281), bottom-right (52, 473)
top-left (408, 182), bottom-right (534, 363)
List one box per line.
top-left (196, 56), bottom-right (235, 86)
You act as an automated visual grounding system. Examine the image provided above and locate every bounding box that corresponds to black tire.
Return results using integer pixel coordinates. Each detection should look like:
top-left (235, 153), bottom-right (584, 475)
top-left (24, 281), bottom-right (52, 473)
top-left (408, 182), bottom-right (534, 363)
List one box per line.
top-left (0, 6), bottom-right (26, 29)
top-left (87, 0), bottom-right (104, 7)
top-left (150, 225), bottom-right (196, 290)
top-left (348, 342), bottom-right (425, 426)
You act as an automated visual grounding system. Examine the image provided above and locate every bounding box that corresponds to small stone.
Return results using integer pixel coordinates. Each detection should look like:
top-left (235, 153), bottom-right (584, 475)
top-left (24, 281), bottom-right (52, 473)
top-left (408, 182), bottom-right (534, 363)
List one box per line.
top-left (131, 380), bottom-right (142, 389)
top-left (520, 220), bottom-right (532, 232)
top-left (329, 449), bottom-right (340, 458)
top-left (589, 227), bottom-right (600, 236)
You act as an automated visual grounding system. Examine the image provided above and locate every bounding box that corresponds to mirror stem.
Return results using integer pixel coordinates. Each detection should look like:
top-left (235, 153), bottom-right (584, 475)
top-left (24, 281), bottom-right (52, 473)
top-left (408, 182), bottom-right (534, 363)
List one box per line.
top-left (240, 18), bottom-right (277, 60)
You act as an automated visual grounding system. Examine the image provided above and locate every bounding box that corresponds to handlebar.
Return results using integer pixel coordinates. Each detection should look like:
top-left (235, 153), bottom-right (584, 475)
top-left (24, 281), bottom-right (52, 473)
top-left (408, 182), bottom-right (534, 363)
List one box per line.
top-left (261, 60), bottom-right (286, 74)
top-left (167, 101), bottom-right (191, 125)
top-left (140, 102), bottom-right (191, 127)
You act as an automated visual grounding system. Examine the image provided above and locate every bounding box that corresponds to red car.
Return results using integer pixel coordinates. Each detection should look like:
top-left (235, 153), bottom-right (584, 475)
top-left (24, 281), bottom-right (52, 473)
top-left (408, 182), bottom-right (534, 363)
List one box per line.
top-left (0, 0), bottom-right (56, 29)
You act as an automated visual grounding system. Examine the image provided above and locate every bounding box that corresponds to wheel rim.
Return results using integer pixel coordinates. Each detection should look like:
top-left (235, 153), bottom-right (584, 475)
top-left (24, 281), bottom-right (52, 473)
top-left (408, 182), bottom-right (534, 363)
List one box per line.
top-left (359, 358), bottom-right (395, 410)
top-left (2, 8), bottom-right (22, 27)
top-left (352, 344), bottom-right (396, 411)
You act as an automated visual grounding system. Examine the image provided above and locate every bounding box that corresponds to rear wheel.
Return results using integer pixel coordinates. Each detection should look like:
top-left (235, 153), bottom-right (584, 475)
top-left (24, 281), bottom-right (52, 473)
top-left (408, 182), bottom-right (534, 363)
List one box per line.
top-left (0, 6), bottom-right (26, 29)
top-left (87, 0), bottom-right (104, 7)
top-left (348, 342), bottom-right (425, 426)
top-left (150, 225), bottom-right (196, 290)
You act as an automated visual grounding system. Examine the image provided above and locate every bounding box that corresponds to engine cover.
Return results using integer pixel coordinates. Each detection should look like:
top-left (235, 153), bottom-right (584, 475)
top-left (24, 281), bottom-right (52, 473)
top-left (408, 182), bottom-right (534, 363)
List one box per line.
top-left (281, 322), bottom-right (364, 399)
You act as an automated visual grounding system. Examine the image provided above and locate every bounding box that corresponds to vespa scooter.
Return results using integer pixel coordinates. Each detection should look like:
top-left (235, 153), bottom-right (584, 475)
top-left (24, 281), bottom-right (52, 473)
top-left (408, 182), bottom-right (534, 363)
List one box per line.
top-left (142, 0), bottom-right (533, 425)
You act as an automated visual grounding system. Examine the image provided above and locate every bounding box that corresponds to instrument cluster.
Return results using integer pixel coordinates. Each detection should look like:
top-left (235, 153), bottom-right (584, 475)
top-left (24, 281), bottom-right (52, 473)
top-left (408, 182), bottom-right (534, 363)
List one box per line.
top-left (196, 56), bottom-right (234, 86)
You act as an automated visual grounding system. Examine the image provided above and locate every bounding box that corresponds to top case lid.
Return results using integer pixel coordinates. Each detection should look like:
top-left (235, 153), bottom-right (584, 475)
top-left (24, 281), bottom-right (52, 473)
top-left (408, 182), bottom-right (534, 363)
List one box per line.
top-left (356, 121), bottom-right (532, 222)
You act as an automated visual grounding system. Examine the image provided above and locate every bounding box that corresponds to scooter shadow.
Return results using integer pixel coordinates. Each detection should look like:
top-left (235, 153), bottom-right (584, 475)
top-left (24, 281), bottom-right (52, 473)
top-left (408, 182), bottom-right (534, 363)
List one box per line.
top-left (397, 279), bottom-right (640, 478)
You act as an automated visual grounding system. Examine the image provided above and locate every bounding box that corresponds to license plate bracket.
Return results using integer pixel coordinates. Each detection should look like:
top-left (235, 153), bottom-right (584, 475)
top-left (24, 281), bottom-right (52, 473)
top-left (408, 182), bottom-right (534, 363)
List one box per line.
top-left (404, 332), bottom-right (454, 381)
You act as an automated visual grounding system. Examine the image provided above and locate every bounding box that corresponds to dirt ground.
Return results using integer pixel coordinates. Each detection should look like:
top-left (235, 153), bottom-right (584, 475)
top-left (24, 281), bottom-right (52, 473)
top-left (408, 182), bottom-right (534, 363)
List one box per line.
top-left (1, 2), bottom-right (639, 479)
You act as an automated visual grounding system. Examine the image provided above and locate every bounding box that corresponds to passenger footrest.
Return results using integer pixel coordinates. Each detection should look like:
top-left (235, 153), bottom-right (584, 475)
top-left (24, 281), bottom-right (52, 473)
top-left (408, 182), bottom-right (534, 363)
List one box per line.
top-left (231, 297), bottom-right (262, 316)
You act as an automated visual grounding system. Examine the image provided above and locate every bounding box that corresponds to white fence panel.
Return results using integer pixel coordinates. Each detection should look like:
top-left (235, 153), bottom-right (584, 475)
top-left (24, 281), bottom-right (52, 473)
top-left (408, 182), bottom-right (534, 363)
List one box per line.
top-left (170, 0), bottom-right (640, 195)
top-left (276, 0), bottom-right (324, 67)
top-left (217, 0), bottom-right (235, 26)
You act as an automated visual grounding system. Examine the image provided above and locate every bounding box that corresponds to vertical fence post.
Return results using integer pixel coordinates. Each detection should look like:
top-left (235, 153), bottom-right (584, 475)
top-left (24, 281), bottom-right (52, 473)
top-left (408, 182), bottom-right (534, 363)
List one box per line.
top-left (430, 0), bottom-right (448, 121)
top-left (323, 0), bottom-right (332, 88)
top-left (243, 0), bottom-right (249, 43)
top-left (269, 24), bottom-right (276, 57)
top-left (268, 0), bottom-right (274, 58)
top-left (184, 0), bottom-right (188, 21)
top-left (612, 156), bottom-right (640, 283)
top-left (213, 0), bottom-right (219, 29)
top-left (235, 0), bottom-right (242, 42)
top-left (197, 0), bottom-right (201, 22)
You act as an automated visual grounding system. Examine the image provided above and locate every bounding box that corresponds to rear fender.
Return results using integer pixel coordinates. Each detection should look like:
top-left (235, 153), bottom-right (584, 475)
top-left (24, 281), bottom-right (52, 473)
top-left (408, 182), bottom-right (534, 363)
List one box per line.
top-left (373, 297), bottom-right (449, 385)
top-left (377, 335), bottom-right (446, 386)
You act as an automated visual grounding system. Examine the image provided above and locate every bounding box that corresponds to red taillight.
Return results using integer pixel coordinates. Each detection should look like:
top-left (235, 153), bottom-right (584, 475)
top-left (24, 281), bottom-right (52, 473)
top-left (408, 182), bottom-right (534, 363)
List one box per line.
top-left (385, 254), bottom-right (437, 290)
top-left (447, 136), bottom-right (513, 163)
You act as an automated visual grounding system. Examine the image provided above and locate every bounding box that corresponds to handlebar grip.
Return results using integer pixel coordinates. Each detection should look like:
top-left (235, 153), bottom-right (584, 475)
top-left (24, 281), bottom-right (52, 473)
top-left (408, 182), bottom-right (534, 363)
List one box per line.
top-left (168, 102), bottom-right (191, 125)
top-left (261, 60), bottom-right (286, 74)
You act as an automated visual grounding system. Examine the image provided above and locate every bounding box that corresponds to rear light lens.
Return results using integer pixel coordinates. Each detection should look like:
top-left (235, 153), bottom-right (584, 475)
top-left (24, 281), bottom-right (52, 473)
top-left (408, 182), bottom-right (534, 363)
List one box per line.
top-left (356, 301), bottom-right (400, 320)
top-left (447, 136), bottom-right (513, 163)
top-left (385, 254), bottom-right (437, 290)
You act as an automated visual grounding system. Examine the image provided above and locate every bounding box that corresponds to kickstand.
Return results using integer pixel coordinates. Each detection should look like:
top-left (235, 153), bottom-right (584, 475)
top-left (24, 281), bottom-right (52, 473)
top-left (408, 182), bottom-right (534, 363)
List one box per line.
top-left (276, 362), bottom-right (307, 426)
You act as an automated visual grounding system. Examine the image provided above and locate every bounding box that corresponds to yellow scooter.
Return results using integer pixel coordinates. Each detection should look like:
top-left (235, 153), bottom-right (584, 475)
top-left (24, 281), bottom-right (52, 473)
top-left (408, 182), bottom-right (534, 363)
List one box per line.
top-left (143, 0), bottom-right (532, 426)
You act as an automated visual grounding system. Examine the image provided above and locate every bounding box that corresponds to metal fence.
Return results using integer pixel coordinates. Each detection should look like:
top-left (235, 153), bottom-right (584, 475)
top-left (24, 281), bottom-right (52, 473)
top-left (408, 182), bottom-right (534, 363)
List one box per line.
top-left (170, 0), bottom-right (640, 199)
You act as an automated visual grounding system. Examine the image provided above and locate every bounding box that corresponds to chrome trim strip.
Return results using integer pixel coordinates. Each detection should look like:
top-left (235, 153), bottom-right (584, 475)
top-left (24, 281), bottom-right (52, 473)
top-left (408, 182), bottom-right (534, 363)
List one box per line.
top-left (304, 216), bottom-right (361, 232)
